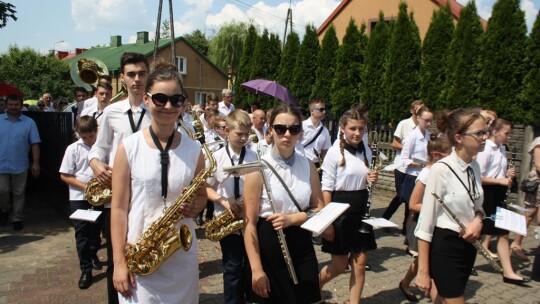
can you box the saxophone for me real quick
[203,197,244,241]
[124,132,217,275]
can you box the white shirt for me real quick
[415,151,484,242]
[207,145,257,216]
[401,127,430,176]
[300,118,331,163]
[476,139,507,179]
[80,103,106,125]
[321,142,371,192]
[83,96,97,111]
[252,126,267,142]
[253,139,271,156]
[88,99,151,167]
[59,139,94,201]
[218,101,235,117]
[393,117,417,173]
[416,167,430,185]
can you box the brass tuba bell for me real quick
[70,57,109,91]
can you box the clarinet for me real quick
[502,146,517,207]
[431,192,503,273]
[359,131,382,233]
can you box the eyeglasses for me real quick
[462,129,489,139]
[146,93,185,108]
[272,124,302,136]
[312,107,326,112]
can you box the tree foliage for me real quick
[478,0,527,122]
[161,19,171,39]
[291,24,320,110]
[184,29,209,56]
[248,29,282,108]
[361,12,391,123]
[311,24,339,105]
[208,21,249,73]
[276,31,300,93]
[0,46,72,99]
[419,4,454,109]
[382,3,421,123]
[0,1,16,29]
[233,24,258,109]
[330,19,366,119]
[520,10,540,125]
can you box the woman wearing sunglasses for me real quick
[243,103,325,303]
[111,62,206,303]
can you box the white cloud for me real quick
[71,0,149,32]
[522,0,539,32]
[171,0,213,36]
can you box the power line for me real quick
[224,0,306,29]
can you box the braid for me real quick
[339,132,346,167]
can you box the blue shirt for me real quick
[0,113,41,174]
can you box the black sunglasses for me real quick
[272,124,302,136]
[146,92,185,108]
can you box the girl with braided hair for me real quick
[319,109,378,303]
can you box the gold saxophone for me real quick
[124,128,217,275]
[203,198,244,242]
[84,177,112,207]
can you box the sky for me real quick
[0,0,538,55]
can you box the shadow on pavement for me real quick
[0,234,45,254]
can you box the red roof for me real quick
[316,0,487,35]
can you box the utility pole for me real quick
[282,4,293,51]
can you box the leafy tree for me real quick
[419,4,454,109]
[361,12,391,123]
[208,21,249,72]
[161,19,171,39]
[330,19,366,119]
[268,32,282,80]
[0,45,72,99]
[291,24,320,110]
[382,3,421,123]
[478,0,527,123]
[248,29,274,107]
[441,1,484,109]
[184,29,209,56]
[276,31,300,92]
[233,24,258,109]
[519,10,540,125]
[0,1,16,29]
[311,24,338,105]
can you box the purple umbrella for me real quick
[241,79,296,105]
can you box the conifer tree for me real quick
[311,24,339,105]
[233,24,258,109]
[291,24,320,110]
[478,0,527,122]
[419,4,454,109]
[382,3,421,123]
[361,12,391,123]
[250,29,271,81]
[276,31,300,92]
[441,1,483,109]
[519,10,540,125]
[330,19,365,119]
[268,33,282,80]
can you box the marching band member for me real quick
[415,108,486,304]
[243,104,324,303]
[80,82,112,124]
[300,99,332,172]
[111,62,206,303]
[318,109,378,303]
[476,118,530,285]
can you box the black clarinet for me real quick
[359,131,381,233]
[503,146,517,207]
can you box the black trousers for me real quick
[70,200,102,273]
[382,169,409,228]
[219,233,247,304]
[103,209,119,304]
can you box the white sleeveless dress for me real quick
[119,130,201,304]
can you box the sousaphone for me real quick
[63,57,110,112]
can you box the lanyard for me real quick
[149,126,175,203]
[225,144,246,199]
[128,108,146,133]
[93,111,103,120]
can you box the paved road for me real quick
[1,191,539,304]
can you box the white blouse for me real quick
[321,142,372,192]
[393,117,418,173]
[415,151,484,242]
[476,139,507,179]
[258,149,312,217]
[401,127,430,176]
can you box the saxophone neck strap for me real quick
[440,161,477,208]
[128,108,146,133]
[225,144,246,199]
[303,125,324,148]
[260,158,303,212]
[149,126,175,200]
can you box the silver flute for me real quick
[431,192,503,273]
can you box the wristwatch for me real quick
[305,209,318,220]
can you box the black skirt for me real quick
[322,190,377,255]
[245,218,321,304]
[430,227,476,298]
[400,173,417,205]
[482,184,509,236]
[404,212,419,253]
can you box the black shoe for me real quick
[195,216,203,226]
[12,221,23,231]
[78,271,93,289]
[312,235,323,245]
[365,264,372,271]
[470,267,478,276]
[503,276,530,286]
[399,281,418,302]
[91,257,102,270]
[0,210,8,225]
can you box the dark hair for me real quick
[145,61,184,93]
[446,108,485,145]
[204,108,220,119]
[206,93,219,103]
[7,94,23,104]
[338,110,367,166]
[309,98,325,108]
[76,115,98,134]
[490,118,511,132]
[99,74,112,83]
[350,102,368,114]
[268,103,302,127]
[96,82,113,92]
[120,52,149,73]
[251,102,260,109]
[435,110,451,135]
[427,137,452,162]
[410,100,425,112]
[416,106,432,118]
[73,87,88,96]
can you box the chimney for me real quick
[75,48,87,55]
[110,35,122,47]
[136,31,149,44]
[56,51,68,60]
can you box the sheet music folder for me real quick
[69,209,102,222]
[301,202,350,235]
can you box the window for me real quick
[368,17,395,36]
[195,92,207,106]
[175,56,187,74]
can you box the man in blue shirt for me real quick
[0,94,41,231]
